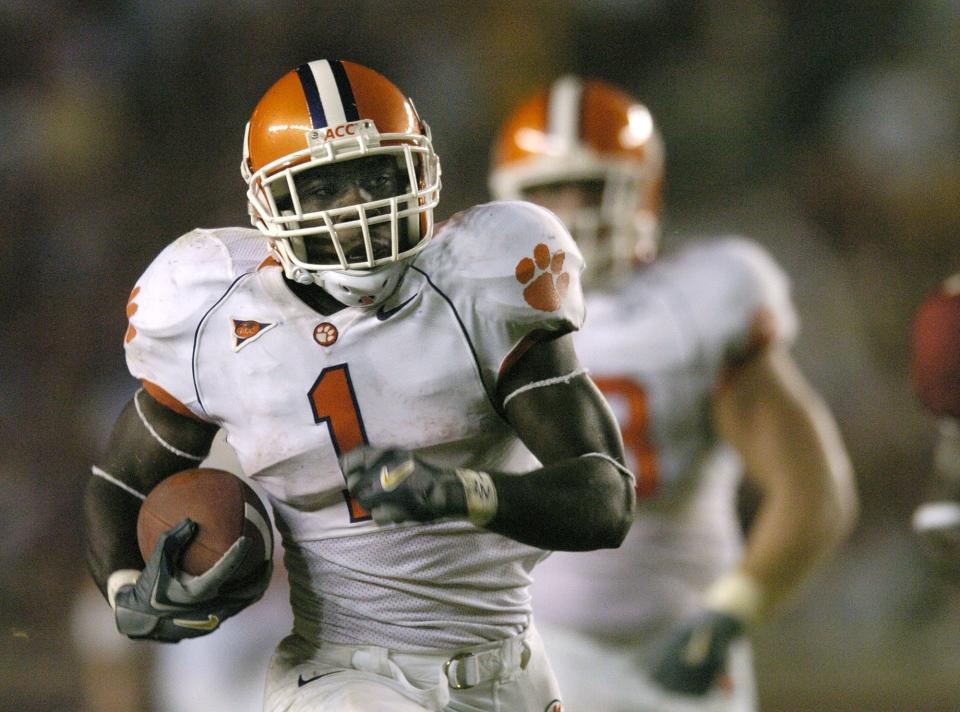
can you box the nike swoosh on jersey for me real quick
[172,614,220,631]
[375,292,419,321]
[298,671,343,687]
[380,459,416,490]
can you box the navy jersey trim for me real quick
[191,272,255,418]
[409,264,504,417]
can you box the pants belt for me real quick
[313,629,532,690]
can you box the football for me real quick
[137,467,273,582]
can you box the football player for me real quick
[82,60,635,712]
[489,77,859,711]
[910,274,960,566]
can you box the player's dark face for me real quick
[281,155,412,264]
[295,155,403,213]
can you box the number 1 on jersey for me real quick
[307,364,371,522]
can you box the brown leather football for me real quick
[137,467,272,581]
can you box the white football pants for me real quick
[263,622,562,712]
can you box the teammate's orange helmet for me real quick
[242,60,441,306]
[489,77,664,279]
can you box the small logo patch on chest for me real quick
[231,319,276,351]
[314,322,339,346]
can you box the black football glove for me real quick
[651,610,744,696]
[342,446,470,525]
[114,518,271,643]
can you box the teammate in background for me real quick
[910,274,960,566]
[489,77,858,711]
[82,60,635,712]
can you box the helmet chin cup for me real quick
[314,263,407,308]
[272,240,407,307]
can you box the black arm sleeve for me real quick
[484,333,635,551]
[83,389,219,597]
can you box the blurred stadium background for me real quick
[2,1,958,710]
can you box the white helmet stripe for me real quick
[307,60,348,127]
[548,75,583,153]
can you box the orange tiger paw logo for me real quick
[515,243,569,312]
[124,286,141,343]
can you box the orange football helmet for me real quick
[242,59,441,306]
[489,76,664,282]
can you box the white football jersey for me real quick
[531,237,797,637]
[125,201,585,651]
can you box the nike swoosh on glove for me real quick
[114,518,271,643]
[650,610,744,696]
[341,445,467,525]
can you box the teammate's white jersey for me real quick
[124,201,584,652]
[531,237,797,637]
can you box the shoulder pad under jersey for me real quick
[659,237,798,371]
[413,200,585,384]
[124,228,270,418]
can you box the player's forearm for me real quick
[83,475,145,597]
[738,393,857,617]
[715,346,857,620]
[484,455,635,551]
[84,390,218,598]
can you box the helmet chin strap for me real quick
[292,266,316,285]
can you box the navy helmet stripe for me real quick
[296,64,327,128]
[329,60,360,122]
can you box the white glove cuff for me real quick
[106,569,142,611]
[703,572,765,628]
[455,468,498,526]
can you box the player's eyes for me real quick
[365,173,394,189]
[303,183,337,198]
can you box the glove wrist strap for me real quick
[106,569,142,610]
[455,468,498,526]
[703,571,764,628]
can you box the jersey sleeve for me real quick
[124,229,239,420]
[424,201,586,386]
[911,275,960,418]
[669,237,799,375]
